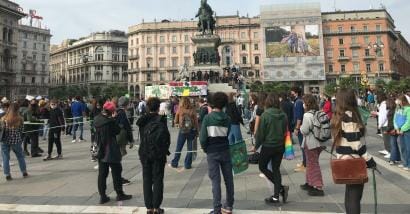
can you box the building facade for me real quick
[322,9,410,86]
[15,24,51,98]
[127,15,261,98]
[50,30,128,95]
[0,0,25,99]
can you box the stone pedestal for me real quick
[192,34,221,66]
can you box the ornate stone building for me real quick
[50,30,128,95]
[0,0,25,98]
[127,15,261,98]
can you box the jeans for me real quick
[259,146,284,197]
[389,135,401,162]
[171,130,195,169]
[142,158,166,209]
[399,131,410,167]
[345,184,364,214]
[297,132,306,167]
[1,143,27,176]
[98,161,123,196]
[381,127,391,153]
[207,150,234,212]
[48,128,62,156]
[228,124,243,145]
[72,117,84,140]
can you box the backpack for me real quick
[395,109,407,129]
[139,116,170,160]
[309,110,331,142]
[181,113,193,133]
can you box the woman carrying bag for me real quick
[330,89,377,214]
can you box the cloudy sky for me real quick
[14,0,409,44]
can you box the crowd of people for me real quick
[0,85,409,214]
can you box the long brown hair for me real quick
[179,97,192,110]
[331,89,365,146]
[2,103,23,128]
[303,94,319,111]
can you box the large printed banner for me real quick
[169,81,208,97]
[145,85,170,99]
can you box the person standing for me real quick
[23,100,43,157]
[170,97,198,170]
[291,87,306,172]
[94,102,132,204]
[322,94,333,119]
[331,89,377,214]
[200,92,234,214]
[374,92,390,158]
[137,97,170,214]
[280,93,294,132]
[43,100,65,160]
[0,103,28,181]
[253,93,289,204]
[236,94,244,116]
[300,94,325,196]
[64,101,73,136]
[198,98,210,125]
[71,96,86,143]
[387,97,401,165]
[226,93,243,145]
[397,95,410,171]
[138,98,147,116]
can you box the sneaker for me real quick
[122,178,131,186]
[389,161,395,165]
[398,164,404,168]
[378,150,388,155]
[296,163,303,168]
[5,175,12,181]
[300,183,313,191]
[403,167,409,171]
[308,188,325,196]
[294,165,306,172]
[259,173,265,178]
[377,134,383,137]
[23,172,29,178]
[99,195,110,204]
[116,193,132,201]
[71,139,76,143]
[221,207,232,214]
[384,153,391,159]
[280,185,289,203]
[53,155,63,160]
[264,195,280,204]
[94,165,99,170]
[43,156,53,161]
[91,158,97,162]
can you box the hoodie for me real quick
[94,113,121,163]
[199,111,231,154]
[255,108,287,150]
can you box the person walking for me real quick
[71,96,86,143]
[331,89,377,214]
[226,93,244,145]
[137,97,171,214]
[253,93,289,204]
[0,103,28,181]
[94,102,132,204]
[291,87,306,172]
[43,99,65,160]
[396,94,410,171]
[200,92,234,214]
[300,94,325,196]
[170,97,198,170]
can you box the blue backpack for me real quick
[395,109,407,129]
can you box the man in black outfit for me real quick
[137,97,170,214]
[94,101,132,204]
[43,99,65,160]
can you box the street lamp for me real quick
[367,41,384,79]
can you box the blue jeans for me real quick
[390,135,401,162]
[399,131,410,167]
[298,132,306,167]
[72,117,84,140]
[1,143,27,176]
[171,130,195,169]
[228,124,243,145]
[207,150,234,212]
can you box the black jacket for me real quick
[94,113,121,163]
[226,102,243,125]
[49,107,65,130]
[116,108,134,142]
[281,99,294,131]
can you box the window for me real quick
[42,54,46,62]
[21,76,25,83]
[366,63,371,72]
[354,63,359,72]
[112,54,119,61]
[146,58,152,68]
[22,63,26,70]
[146,47,152,55]
[254,44,259,51]
[350,26,356,32]
[379,63,384,71]
[130,39,134,46]
[147,72,152,81]
[376,24,381,31]
[352,49,359,58]
[365,49,370,56]
[23,41,27,48]
[241,44,246,51]
[255,56,260,64]
[364,36,370,44]
[147,36,152,43]
[339,38,344,45]
[172,35,177,43]
[34,34,37,40]
[31,77,36,83]
[42,44,46,51]
[160,72,165,81]
[351,36,357,44]
[41,77,45,84]
[341,64,346,73]
[160,47,165,54]
[172,58,178,67]
[363,25,368,32]
[328,64,333,73]
[326,49,333,59]
[95,47,104,61]
[184,35,189,42]
[42,64,45,71]
[256,70,260,78]
[242,56,247,64]
[184,46,189,54]
[95,65,103,71]
[326,38,332,45]
[172,47,177,54]
[376,35,382,44]
[377,49,383,57]
[159,58,165,68]
[253,32,259,39]
[24,33,28,38]
[160,36,165,43]
[33,54,37,61]
[33,43,37,49]
[241,32,246,39]
[184,57,190,65]
[338,26,343,33]
[22,51,27,58]
[339,49,345,57]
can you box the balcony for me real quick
[221,38,235,44]
[338,56,350,61]
[350,43,361,49]
[129,54,139,60]
[140,67,156,72]
[363,55,376,60]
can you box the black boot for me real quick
[99,195,110,204]
[116,193,132,201]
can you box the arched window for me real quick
[255,56,260,65]
[95,46,104,61]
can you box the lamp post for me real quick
[367,41,384,79]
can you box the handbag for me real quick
[229,140,249,174]
[330,142,368,184]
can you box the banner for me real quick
[169,81,208,97]
[145,85,170,99]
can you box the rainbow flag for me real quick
[284,131,295,160]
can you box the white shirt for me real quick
[138,100,146,112]
[159,102,167,112]
[237,97,244,106]
[378,101,388,129]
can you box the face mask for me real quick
[395,99,401,105]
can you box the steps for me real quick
[208,83,237,93]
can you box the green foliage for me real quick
[324,83,337,96]
[102,84,128,98]
[250,82,290,94]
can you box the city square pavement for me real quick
[0,118,409,214]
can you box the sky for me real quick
[13,0,410,44]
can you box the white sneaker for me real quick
[259,173,265,178]
[93,165,99,170]
[71,139,76,143]
[384,153,391,159]
[403,167,409,171]
[377,134,383,137]
[378,150,388,155]
[398,164,404,168]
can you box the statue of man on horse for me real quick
[195,0,216,35]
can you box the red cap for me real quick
[103,101,116,113]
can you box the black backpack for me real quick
[139,116,170,160]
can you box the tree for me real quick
[324,83,337,96]
[102,84,128,98]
